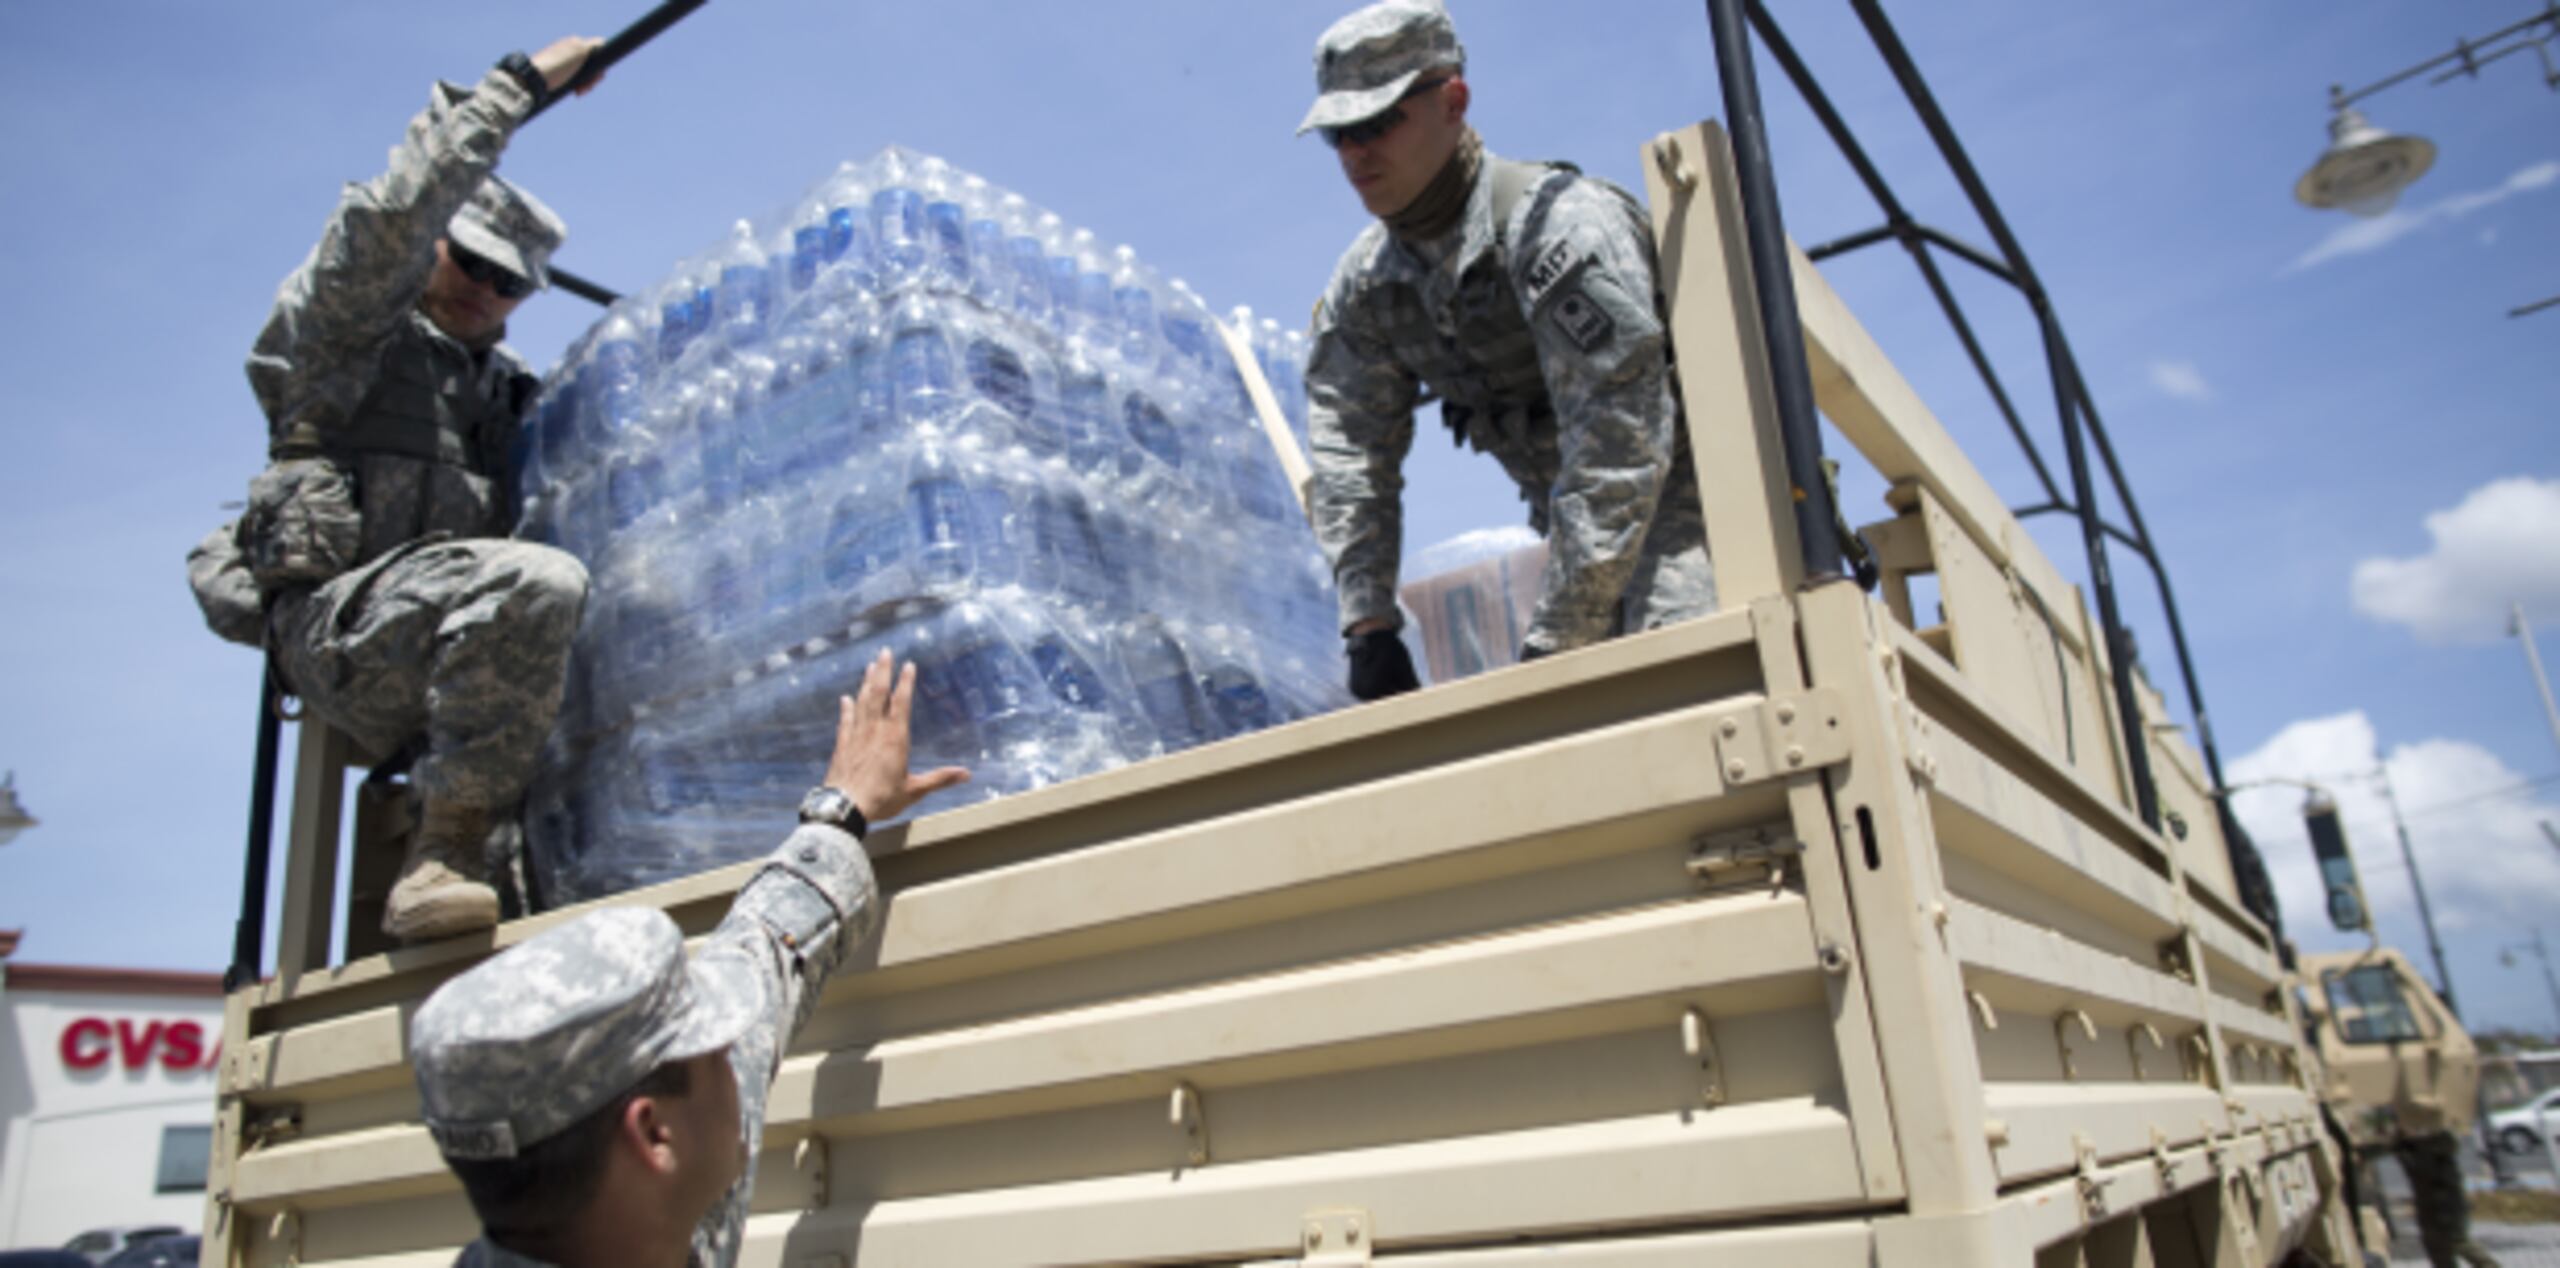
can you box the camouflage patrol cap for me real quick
[1295,0,1466,137]
[447,174,567,291]
[410,907,758,1160]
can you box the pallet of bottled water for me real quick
[513,146,1346,904]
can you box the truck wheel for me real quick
[2499,1125,2538,1157]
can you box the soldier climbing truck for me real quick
[197,11,2384,1268]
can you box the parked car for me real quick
[54,1228,181,1266]
[2490,1085,2560,1156]
[0,1251,94,1268]
[96,1238,196,1268]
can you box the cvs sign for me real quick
[58,1016,220,1074]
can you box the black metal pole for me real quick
[525,0,711,121]
[1849,0,2165,828]
[225,668,284,993]
[1745,4,2065,510]
[1703,0,1844,584]
[2061,359,2281,925]
[2041,322,2161,829]
[549,266,620,308]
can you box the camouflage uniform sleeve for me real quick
[1507,180,1679,653]
[247,67,537,446]
[689,823,882,1268]
[1304,247,1422,633]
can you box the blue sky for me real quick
[1,2,2555,1034]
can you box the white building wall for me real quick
[0,983,223,1249]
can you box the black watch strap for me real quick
[497,51,550,110]
[798,786,869,840]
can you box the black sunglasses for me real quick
[447,240,537,299]
[1320,75,1452,149]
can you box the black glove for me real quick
[1347,629,1421,701]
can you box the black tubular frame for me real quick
[1702,1,2286,934]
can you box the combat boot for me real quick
[383,799,501,942]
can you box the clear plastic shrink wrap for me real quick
[516,147,1348,902]
[1398,527,1548,685]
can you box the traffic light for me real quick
[2302,789,2370,933]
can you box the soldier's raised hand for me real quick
[532,35,606,97]
[824,651,970,825]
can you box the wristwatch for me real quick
[797,786,869,839]
[497,51,550,109]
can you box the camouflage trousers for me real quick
[271,538,588,808]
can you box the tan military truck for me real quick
[190,104,2368,1265]
[2300,945,2488,1262]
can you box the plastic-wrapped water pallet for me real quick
[1399,527,1546,684]
[514,146,1347,903]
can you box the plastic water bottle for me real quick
[958,441,1024,588]
[1070,229,1116,349]
[906,429,973,592]
[1196,623,1278,738]
[937,600,1054,773]
[657,280,699,364]
[961,174,1009,305]
[965,331,1037,428]
[712,220,772,343]
[872,148,928,285]
[887,296,958,427]
[919,155,971,292]
[1030,468,1109,612]
[1110,245,1160,369]
[842,330,892,458]
[1056,359,1110,476]
[789,200,828,295]
[1122,388,1182,472]
[818,163,878,293]
[1039,213,1080,337]
[580,314,647,463]
[1120,615,1214,752]
[1000,194,1049,321]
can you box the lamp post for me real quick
[0,772,35,848]
[2224,768,2457,1012]
[2295,5,2560,313]
[2501,929,2560,1037]
[2512,602,2560,761]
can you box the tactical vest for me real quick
[275,312,536,567]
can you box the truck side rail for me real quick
[203,121,2346,1268]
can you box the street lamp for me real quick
[0,772,35,847]
[2294,105,2435,218]
[2511,602,2560,761]
[2223,769,2456,1014]
[2500,930,2560,1037]
[2295,6,2560,312]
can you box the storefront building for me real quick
[0,930,225,1250]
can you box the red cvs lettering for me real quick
[161,1021,205,1072]
[60,1018,111,1070]
[116,1019,166,1070]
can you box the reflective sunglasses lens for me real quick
[451,243,533,299]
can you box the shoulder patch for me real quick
[1546,285,1617,353]
[1521,237,1589,313]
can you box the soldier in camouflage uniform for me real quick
[217,36,603,941]
[1297,0,1713,699]
[414,652,968,1267]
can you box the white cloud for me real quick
[2228,711,2560,948]
[2147,359,2213,402]
[2350,476,2560,643]
[2290,159,2560,271]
